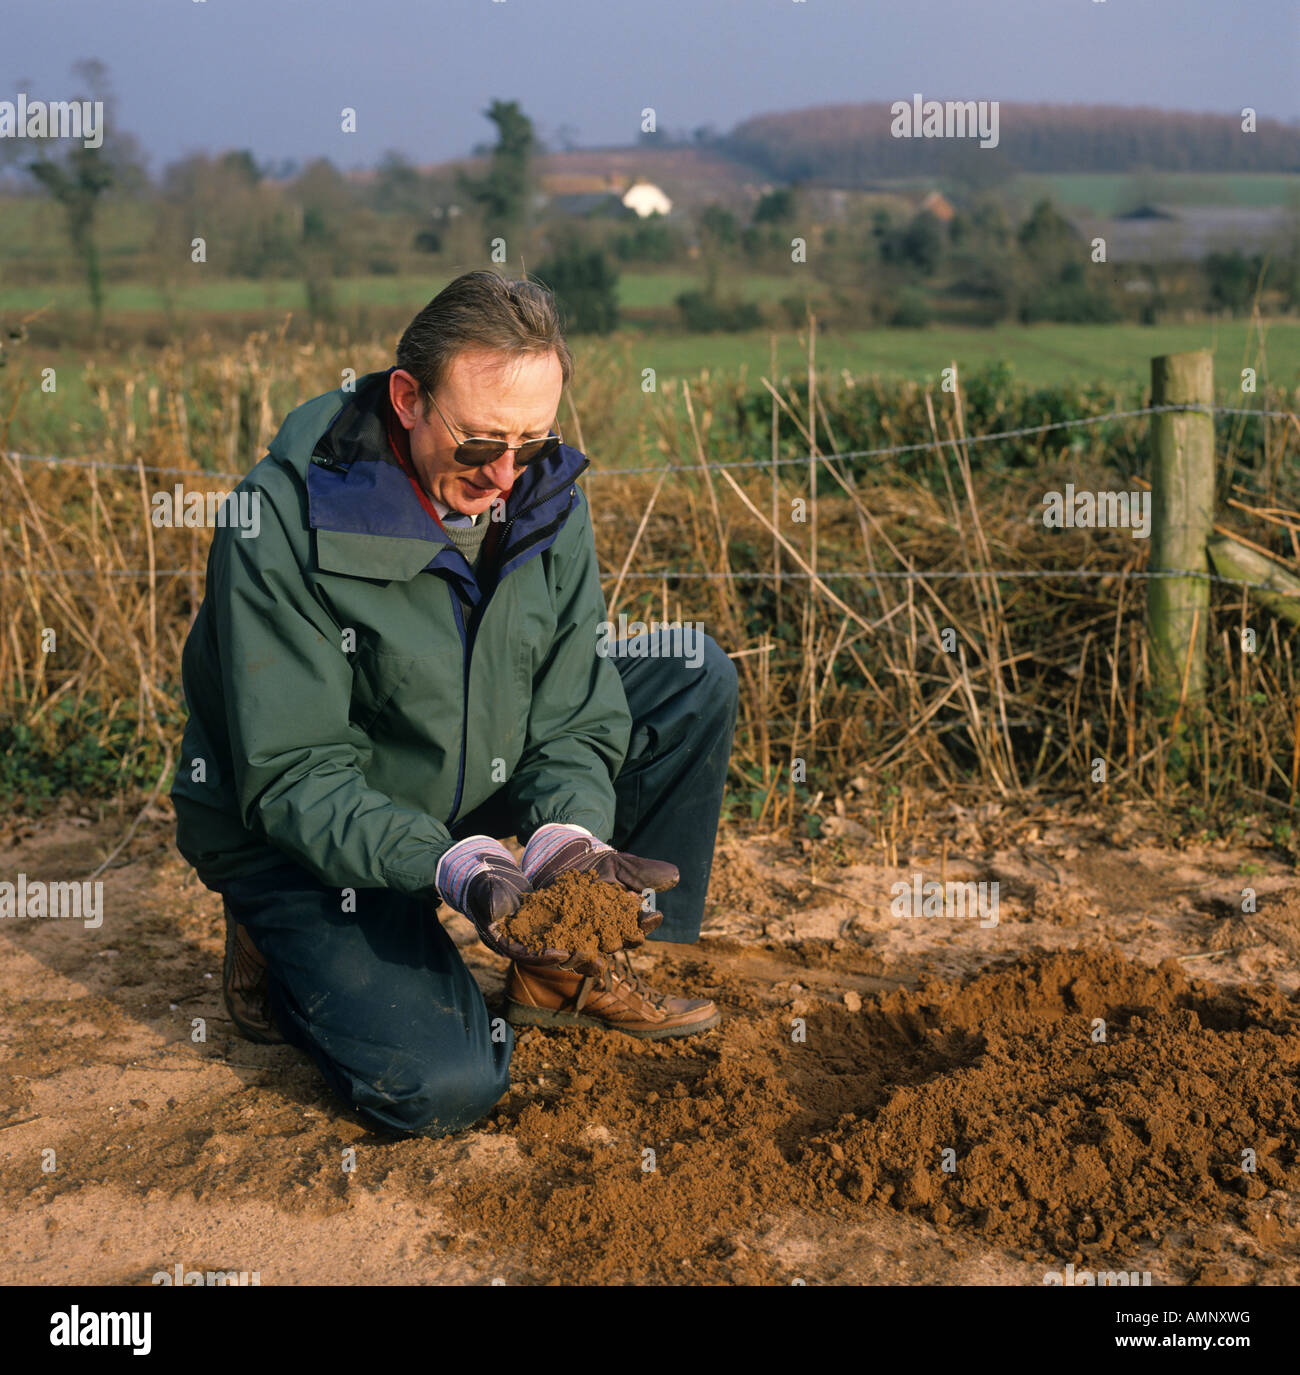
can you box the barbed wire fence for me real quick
[3,385,1298,818]
[3,402,1298,597]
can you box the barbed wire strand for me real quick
[1,403,1294,484]
[8,565,1297,597]
[589,405,1298,478]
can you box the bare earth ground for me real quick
[1,792,1298,1286]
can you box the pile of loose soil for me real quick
[8,810,1300,1285]
[451,946,1300,1282]
[802,950,1300,1261]
[502,870,644,963]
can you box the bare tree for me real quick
[18,60,146,335]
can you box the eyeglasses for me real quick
[423,388,562,468]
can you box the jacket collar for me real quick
[305,369,588,584]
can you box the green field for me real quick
[617,270,817,309]
[630,319,1298,393]
[0,268,817,316]
[0,275,444,314]
[9,316,1291,395]
[1011,172,1300,215]
[7,265,1293,398]
[6,320,1293,462]
[0,196,154,260]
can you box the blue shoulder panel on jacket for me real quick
[307,455,443,542]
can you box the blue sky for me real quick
[6,0,1297,172]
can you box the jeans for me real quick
[217,630,738,1137]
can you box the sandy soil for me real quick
[1,791,1297,1285]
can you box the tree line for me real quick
[2,71,1296,341]
[718,102,1300,184]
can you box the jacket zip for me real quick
[502,457,590,542]
[444,458,591,827]
[445,591,472,824]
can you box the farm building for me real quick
[1070,203,1297,262]
[622,180,673,217]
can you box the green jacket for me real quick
[170,368,631,897]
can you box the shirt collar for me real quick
[435,498,477,526]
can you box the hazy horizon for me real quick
[5,0,1297,174]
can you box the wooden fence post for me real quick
[1148,351,1215,731]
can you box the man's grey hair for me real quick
[396,270,572,408]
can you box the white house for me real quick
[622,181,673,218]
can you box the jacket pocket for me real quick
[350,650,422,734]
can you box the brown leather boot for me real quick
[221,901,283,1045]
[504,950,721,1040]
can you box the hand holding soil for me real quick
[498,869,650,975]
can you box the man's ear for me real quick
[389,368,423,431]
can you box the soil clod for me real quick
[502,870,644,962]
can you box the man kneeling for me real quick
[170,270,738,1138]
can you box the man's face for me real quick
[389,347,563,519]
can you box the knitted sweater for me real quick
[441,513,490,569]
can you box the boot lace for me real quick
[603,947,669,1008]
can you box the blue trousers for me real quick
[217,631,738,1137]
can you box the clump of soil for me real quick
[451,946,1300,1282]
[502,870,644,963]
[1026,881,1100,925]
[705,843,793,919]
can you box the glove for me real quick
[520,823,678,939]
[434,835,569,969]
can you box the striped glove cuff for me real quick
[436,835,522,915]
[521,823,610,887]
